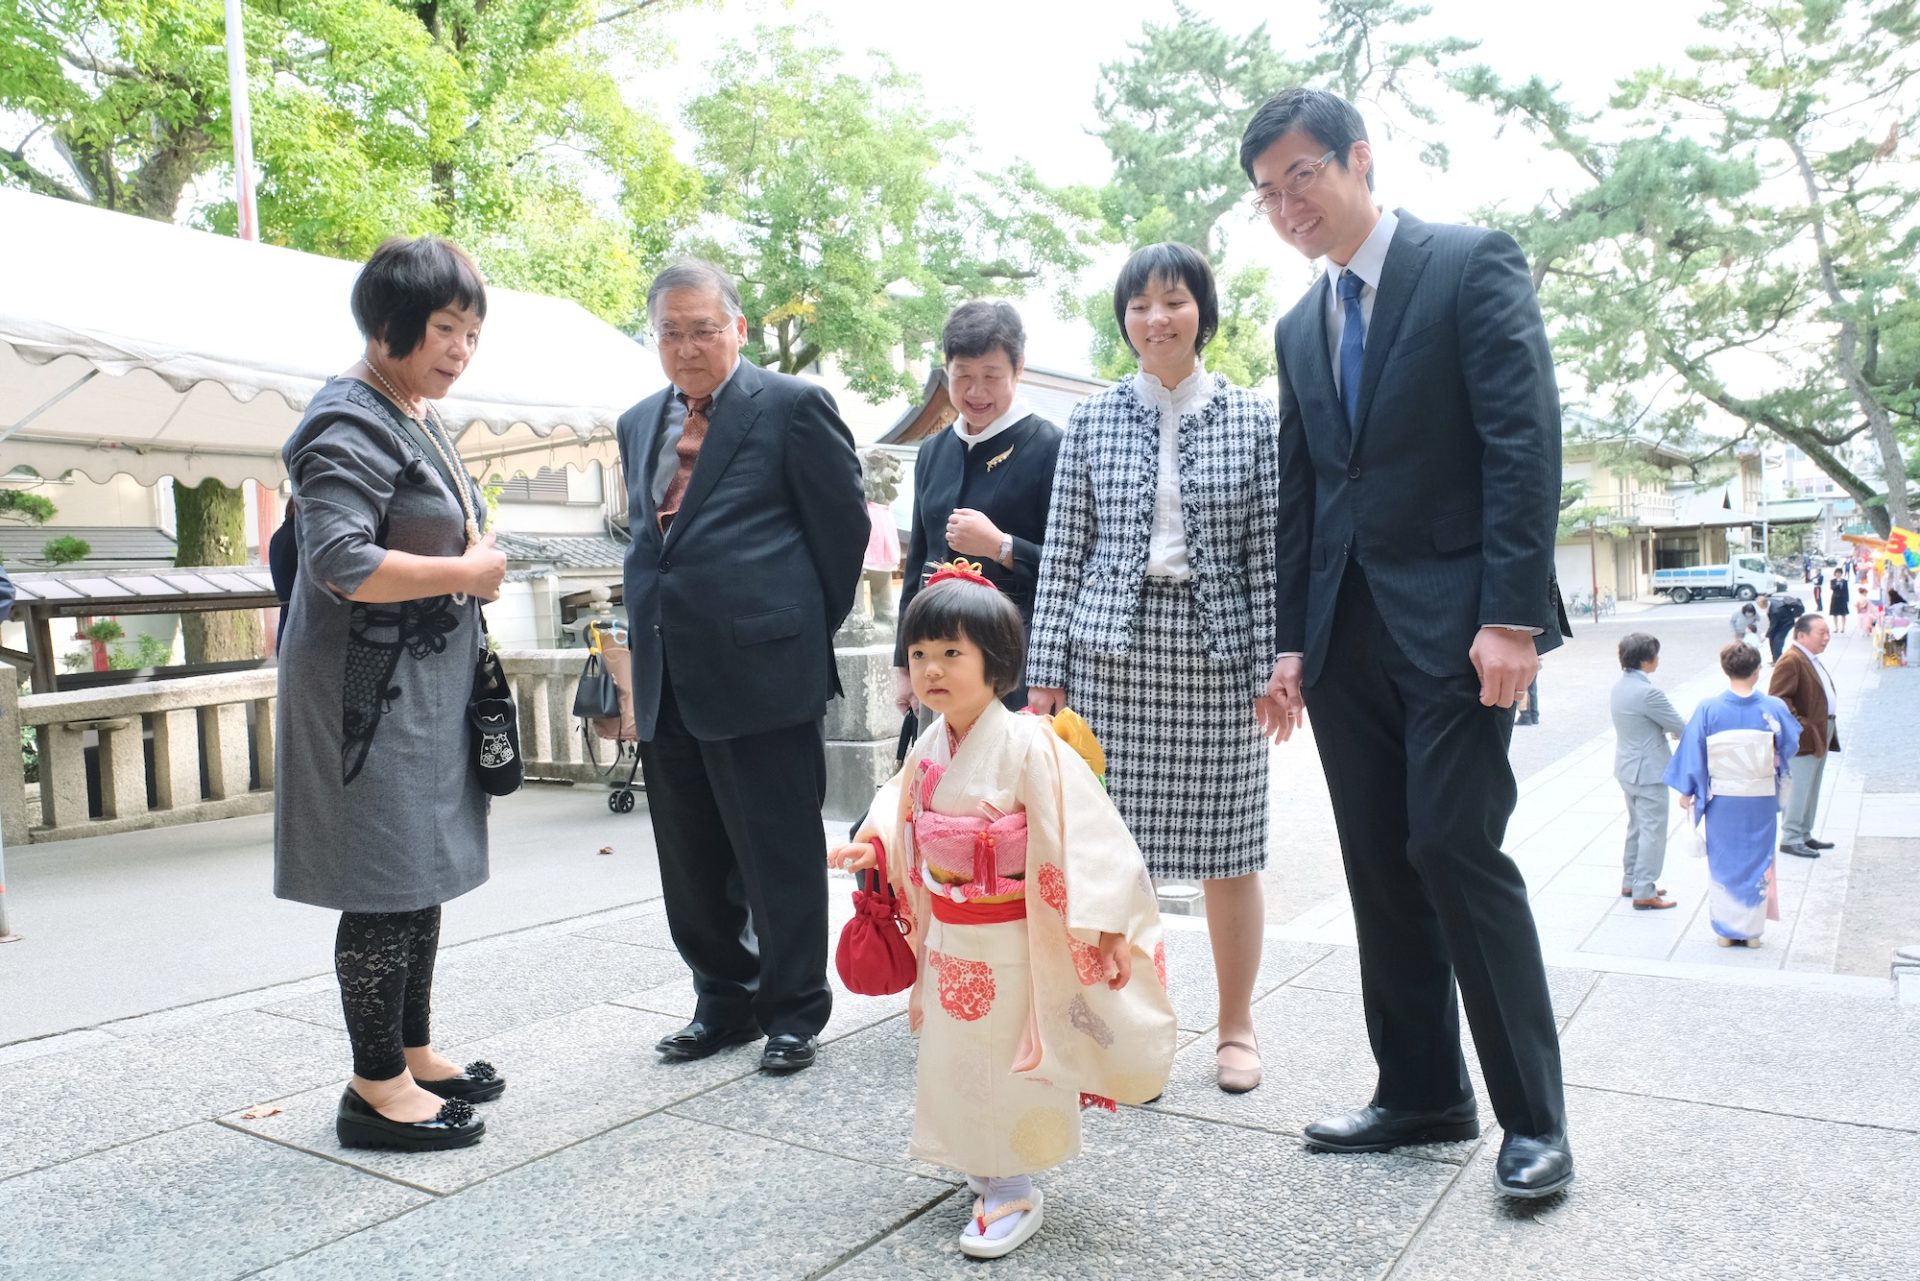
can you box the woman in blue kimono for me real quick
[1665,642,1801,947]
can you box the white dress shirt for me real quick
[951,400,1030,450]
[1323,208,1400,396]
[1132,364,1212,580]
[1791,640,1839,713]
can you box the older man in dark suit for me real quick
[619,259,867,1074]
[1246,89,1574,1196]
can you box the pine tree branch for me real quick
[596,0,670,25]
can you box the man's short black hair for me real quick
[1618,633,1661,669]
[1113,242,1219,357]
[943,300,1026,369]
[351,236,488,359]
[1793,613,1826,636]
[1238,87,1374,191]
[1720,641,1761,679]
[901,577,1026,697]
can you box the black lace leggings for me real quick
[335,906,442,1080]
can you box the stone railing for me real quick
[0,651,635,845]
[0,647,897,843]
[0,669,278,846]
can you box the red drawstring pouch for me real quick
[835,851,915,996]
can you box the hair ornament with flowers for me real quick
[925,559,996,590]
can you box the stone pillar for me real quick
[250,697,276,790]
[151,708,201,811]
[96,718,147,820]
[38,720,90,830]
[200,702,251,800]
[0,677,25,847]
[824,643,903,822]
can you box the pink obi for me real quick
[912,809,1029,902]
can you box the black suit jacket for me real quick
[1274,211,1568,686]
[893,413,1062,666]
[619,359,868,741]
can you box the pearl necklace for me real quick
[364,361,481,550]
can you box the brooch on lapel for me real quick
[984,445,1014,472]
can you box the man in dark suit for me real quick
[619,259,868,1074]
[1244,89,1574,1197]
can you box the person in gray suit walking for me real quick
[1611,634,1684,910]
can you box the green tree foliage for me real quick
[1452,0,1919,536]
[0,489,90,565]
[0,0,701,325]
[680,25,1104,402]
[1083,1,1475,385]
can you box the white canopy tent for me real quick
[0,187,664,487]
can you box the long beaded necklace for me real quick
[364,361,481,550]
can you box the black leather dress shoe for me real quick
[1495,1130,1575,1198]
[1805,837,1835,850]
[1302,1101,1479,1153]
[759,1033,819,1073]
[417,1059,506,1103]
[1780,843,1820,858]
[655,1020,763,1061]
[336,1087,484,1152]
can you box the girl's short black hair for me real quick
[351,235,488,359]
[901,577,1026,696]
[1113,242,1219,357]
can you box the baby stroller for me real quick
[578,622,643,813]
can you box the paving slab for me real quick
[1158,925,1333,1034]
[573,900,677,952]
[224,1002,754,1194]
[260,932,687,1046]
[1560,973,1920,1131]
[250,1112,949,1281]
[1393,1086,1920,1281]
[607,965,911,1045]
[1287,948,1600,1022]
[0,1010,343,1180]
[828,1105,1457,1281]
[669,1015,947,1180]
[1144,984,1489,1165]
[0,1122,426,1281]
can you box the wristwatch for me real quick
[998,535,1014,567]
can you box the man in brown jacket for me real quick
[1769,613,1839,858]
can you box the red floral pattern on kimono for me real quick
[1068,937,1105,987]
[929,949,996,1021]
[1153,940,1168,989]
[1036,863,1068,915]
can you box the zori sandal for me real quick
[958,1187,1045,1259]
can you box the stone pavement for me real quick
[1279,616,1914,982]
[3,888,1916,1281]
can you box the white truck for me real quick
[1651,554,1787,604]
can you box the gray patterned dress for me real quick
[1026,373,1280,881]
[273,377,488,913]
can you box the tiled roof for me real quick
[495,530,627,571]
[0,524,176,570]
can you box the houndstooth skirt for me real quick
[1068,578,1270,880]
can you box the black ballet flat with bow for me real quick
[336,1087,485,1152]
[417,1059,506,1103]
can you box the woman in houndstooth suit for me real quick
[1027,242,1284,1094]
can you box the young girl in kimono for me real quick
[829,564,1177,1260]
[1665,642,1801,947]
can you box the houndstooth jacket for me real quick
[1027,374,1280,696]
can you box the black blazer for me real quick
[1273,210,1569,686]
[894,413,1062,666]
[618,359,868,740]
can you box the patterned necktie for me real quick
[1337,269,1367,430]
[657,392,712,533]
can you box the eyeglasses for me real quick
[1250,150,1338,216]
[656,325,730,348]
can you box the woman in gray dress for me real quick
[275,236,507,1152]
[1027,243,1288,1094]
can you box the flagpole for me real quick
[224,0,279,656]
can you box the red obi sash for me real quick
[929,895,1029,926]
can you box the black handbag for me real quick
[572,651,622,720]
[470,615,523,796]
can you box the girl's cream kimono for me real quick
[857,699,1177,1177]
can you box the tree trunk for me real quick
[175,479,262,663]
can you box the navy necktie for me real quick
[1337,269,1367,429]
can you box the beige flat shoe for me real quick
[1216,1039,1262,1094]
